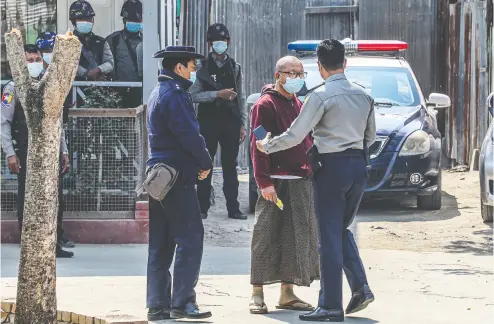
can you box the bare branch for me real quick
[4,28,31,106]
[41,31,81,118]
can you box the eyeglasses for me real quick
[278,71,308,79]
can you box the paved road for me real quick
[1,244,493,324]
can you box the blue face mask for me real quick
[282,77,305,94]
[189,71,197,83]
[212,41,228,55]
[42,53,52,65]
[126,21,142,33]
[76,21,93,34]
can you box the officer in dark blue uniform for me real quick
[146,46,213,321]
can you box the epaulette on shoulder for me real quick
[352,81,366,89]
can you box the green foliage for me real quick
[80,86,123,109]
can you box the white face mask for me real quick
[27,62,44,78]
[42,53,53,65]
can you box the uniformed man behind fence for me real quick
[106,0,143,108]
[146,46,213,321]
[1,44,74,258]
[189,23,247,220]
[256,39,376,322]
[69,0,114,81]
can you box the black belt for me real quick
[322,149,364,157]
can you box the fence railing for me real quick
[0,79,251,219]
[1,106,147,220]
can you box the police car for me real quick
[247,39,451,212]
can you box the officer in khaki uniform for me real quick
[257,39,376,322]
[1,44,74,258]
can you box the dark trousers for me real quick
[313,153,369,310]
[118,87,142,108]
[197,117,240,214]
[147,181,205,309]
[17,148,65,239]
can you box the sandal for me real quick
[276,299,314,311]
[249,294,268,314]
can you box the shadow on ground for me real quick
[359,190,460,223]
[262,310,380,323]
[443,224,493,256]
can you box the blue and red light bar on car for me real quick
[287,39,408,53]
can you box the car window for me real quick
[304,64,421,107]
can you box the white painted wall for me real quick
[57,0,126,38]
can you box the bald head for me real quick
[276,55,302,72]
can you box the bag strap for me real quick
[123,37,139,74]
[111,33,120,78]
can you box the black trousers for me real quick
[147,181,204,309]
[197,117,240,215]
[17,147,65,239]
[118,87,142,108]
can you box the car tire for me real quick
[417,171,442,210]
[481,200,493,223]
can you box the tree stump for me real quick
[4,29,81,324]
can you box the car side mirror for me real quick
[487,92,494,117]
[428,93,451,108]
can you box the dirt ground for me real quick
[204,169,493,255]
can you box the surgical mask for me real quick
[189,71,197,83]
[212,41,228,55]
[42,53,52,65]
[126,21,142,33]
[27,62,44,78]
[282,77,305,94]
[76,21,93,34]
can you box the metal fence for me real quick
[184,0,357,168]
[439,0,489,166]
[359,0,440,97]
[0,106,147,220]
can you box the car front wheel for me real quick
[481,200,493,223]
[417,171,442,210]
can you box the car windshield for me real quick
[303,64,421,107]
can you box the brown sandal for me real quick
[276,299,314,311]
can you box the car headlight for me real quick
[399,130,431,156]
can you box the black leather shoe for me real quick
[170,302,212,319]
[299,307,344,322]
[228,211,247,220]
[147,308,170,320]
[346,284,375,314]
[56,247,74,258]
[58,236,75,248]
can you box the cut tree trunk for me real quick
[4,29,81,324]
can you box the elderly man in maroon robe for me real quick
[249,56,320,314]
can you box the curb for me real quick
[1,301,147,324]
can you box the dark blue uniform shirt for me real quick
[147,69,213,183]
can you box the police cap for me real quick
[207,23,230,41]
[121,0,142,21]
[36,31,56,51]
[153,46,204,60]
[69,0,95,19]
